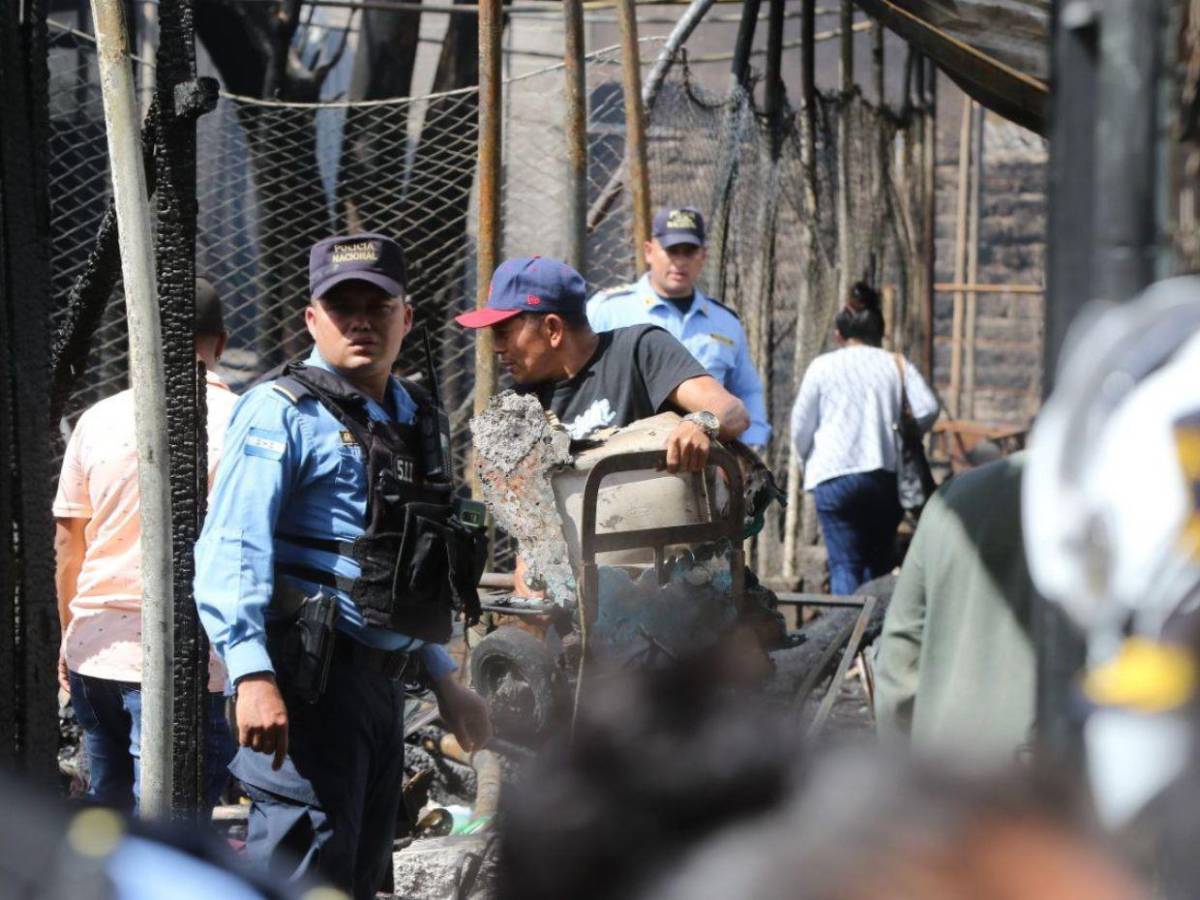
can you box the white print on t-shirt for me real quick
[565,399,617,439]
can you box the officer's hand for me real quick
[665,420,711,473]
[235,673,289,770]
[434,676,493,753]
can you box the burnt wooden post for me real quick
[0,0,58,783]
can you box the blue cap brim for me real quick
[656,232,703,248]
[312,270,405,300]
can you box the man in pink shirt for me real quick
[54,278,238,813]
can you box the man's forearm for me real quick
[713,396,750,440]
[54,519,86,631]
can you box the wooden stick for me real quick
[935,282,1044,294]
[949,95,972,419]
[964,105,983,419]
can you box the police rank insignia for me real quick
[666,209,698,230]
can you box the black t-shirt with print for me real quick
[520,324,707,439]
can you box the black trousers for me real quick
[230,650,407,899]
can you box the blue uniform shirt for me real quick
[586,273,772,446]
[194,346,456,684]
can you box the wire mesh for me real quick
[44,23,930,581]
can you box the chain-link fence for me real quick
[45,21,931,584]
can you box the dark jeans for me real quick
[813,469,902,596]
[229,650,408,900]
[68,671,235,815]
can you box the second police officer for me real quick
[586,205,773,449]
[194,233,492,898]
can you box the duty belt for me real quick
[269,582,412,680]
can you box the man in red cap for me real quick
[458,256,750,473]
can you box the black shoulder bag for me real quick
[892,353,937,513]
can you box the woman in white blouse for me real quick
[789,282,939,594]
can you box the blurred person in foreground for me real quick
[790,282,939,595]
[55,277,236,815]
[873,452,1037,765]
[495,661,1145,900]
[1023,277,1200,897]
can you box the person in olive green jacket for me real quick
[874,453,1036,765]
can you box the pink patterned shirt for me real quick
[54,372,238,691]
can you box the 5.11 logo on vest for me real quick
[395,457,416,483]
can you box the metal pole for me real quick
[1038,0,1097,770]
[475,0,502,420]
[1094,0,1161,303]
[562,0,587,272]
[839,0,853,90]
[872,16,884,106]
[89,0,173,818]
[616,0,651,273]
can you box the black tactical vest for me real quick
[270,362,483,643]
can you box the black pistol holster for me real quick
[270,362,485,645]
[274,590,338,704]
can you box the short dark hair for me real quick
[195,276,226,335]
[834,281,884,346]
[526,308,590,331]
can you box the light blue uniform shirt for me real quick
[586,273,772,446]
[194,347,455,684]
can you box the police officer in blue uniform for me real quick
[194,233,491,898]
[586,206,772,448]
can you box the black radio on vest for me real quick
[271,361,485,644]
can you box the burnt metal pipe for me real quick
[89,0,174,818]
[563,0,587,272]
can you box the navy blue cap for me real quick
[456,256,586,328]
[309,233,407,299]
[652,206,706,247]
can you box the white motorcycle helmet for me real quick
[1024,276,1200,828]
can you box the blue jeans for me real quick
[813,469,902,595]
[68,671,236,815]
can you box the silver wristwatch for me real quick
[683,410,720,438]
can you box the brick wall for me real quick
[933,84,1047,428]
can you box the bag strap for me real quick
[891,352,914,419]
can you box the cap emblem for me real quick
[527,295,542,306]
[666,209,698,230]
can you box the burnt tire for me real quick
[469,626,557,740]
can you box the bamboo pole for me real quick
[935,282,1043,293]
[948,95,972,419]
[562,0,587,272]
[964,105,984,419]
[616,0,652,273]
[90,0,174,819]
[836,0,854,303]
[473,0,502,464]
[783,0,817,584]
[921,57,937,381]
